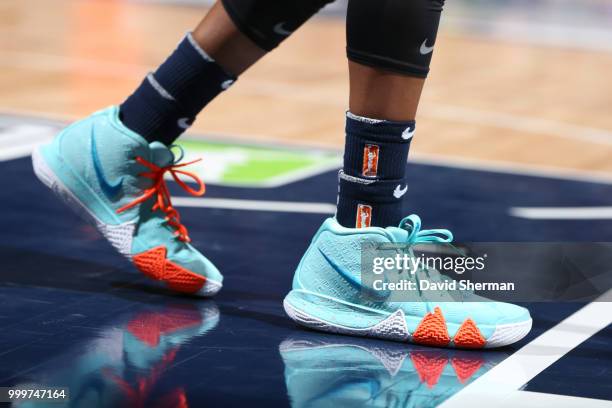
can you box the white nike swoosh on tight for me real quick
[177,118,192,129]
[273,22,293,36]
[420,39,435,55]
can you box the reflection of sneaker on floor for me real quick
[279,334,508,408]
[283,215,532,348]
[13,302,219,408]
[123,302,220,369]
[109,302,220,407]
[32,106,222,295]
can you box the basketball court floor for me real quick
[1,0,611,407]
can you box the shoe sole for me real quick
[284,290,532,348]
[31,146,222,296]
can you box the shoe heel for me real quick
[32,145,99,228]
[32,145,137,260]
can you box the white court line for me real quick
[0,124,58,161]
[439,290,612,408]
[4,111,612,187]
[511,206,612,220]
[172,196,336,214]
[0,144,43,162]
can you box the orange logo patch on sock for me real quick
[362,144,379,177]
[356,204,372,228]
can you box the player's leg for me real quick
[119,1,261,147]
[192,1,268,77]
[32,0,332,296]
[337,0,444,229]
[284,0,533,348]
[121,0,334,146]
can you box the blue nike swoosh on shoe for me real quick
[317,247,390,301]
[91,129,123,198]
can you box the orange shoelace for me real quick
[116,156,205,242]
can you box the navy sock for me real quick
[336,112,415,228]
[120,33,236,146]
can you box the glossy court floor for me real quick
[1,0,612,407]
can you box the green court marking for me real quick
[177,139,340,187]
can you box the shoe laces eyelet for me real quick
[115,155,205,242]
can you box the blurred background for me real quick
[2,0,612,177]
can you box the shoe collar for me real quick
[323,215,453,244]
[322,217,406,243]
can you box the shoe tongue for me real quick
[149,141,175,167]
[385,225,409,242]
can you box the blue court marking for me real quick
[1,127,611,406]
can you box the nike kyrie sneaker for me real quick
[283,215,532,348]
[31,106,222,295]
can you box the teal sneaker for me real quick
[31,106,222,295]
[283,215,532,348]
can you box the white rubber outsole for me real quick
[284,298,532,348]
[31,146,222,297]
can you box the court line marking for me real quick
[259,159,341,188]
[172,196,336,214]
[0,144,44,162]
[4,112,612,186]
[510,206,612,220]
[439,289,612,407]
[0,123,58,161]
[187,158,341,189]
[0,118,343,188]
